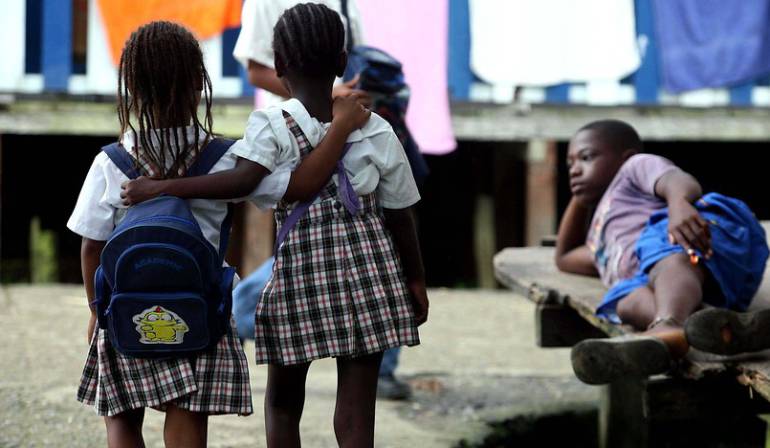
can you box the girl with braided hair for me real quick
[68,21,255,447]
[121,4,428,446]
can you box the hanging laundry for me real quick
[97,0,241,65]
[469,0,640,86]
[357,0,457,155]
[652,0,770,93]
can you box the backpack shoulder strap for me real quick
[185,137,237,264]
[187,138,236,177]
[102,143,141,180]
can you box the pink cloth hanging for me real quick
[357,0,456,155]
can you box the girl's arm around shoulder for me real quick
[382,206,428,325]
[121,157,270,205]
[121,97,370,205]
[555,197,598,276]
[122,109,279,204]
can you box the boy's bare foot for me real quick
[570,336,673,385]
[685,308,770,355]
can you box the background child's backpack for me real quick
[92,138,236,359]
[344,45,429,188]
[339,0,429,187]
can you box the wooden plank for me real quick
[493,246,770,401]
[493,246,625,337]
[450,102,770,142]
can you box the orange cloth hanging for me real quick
[97,0,241,65]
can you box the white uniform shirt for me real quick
[67,127,290,248]
[230,99,420,210]
[233,0,365,107]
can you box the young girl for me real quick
[67,20,367,447]
[122,4,429,447]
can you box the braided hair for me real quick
[117,21,213,178]
[272,3,347,78]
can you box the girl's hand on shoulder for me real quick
[121,176,164,206]
[407,279,429,326]
[332,75,373,108]
[332,94,371,133]
[668,197,712,258]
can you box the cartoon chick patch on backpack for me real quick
[133,306,189,344]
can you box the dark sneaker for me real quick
[570,336,673,385]
[377,375,412,400]
[685,308,770,355]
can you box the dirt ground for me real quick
[0,285,597,447]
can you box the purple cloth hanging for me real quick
[652,0,770,92]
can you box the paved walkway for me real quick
[0,286,597,447]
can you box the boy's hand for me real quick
[332,75,372,108]
[332,94,371,133]
[668,198,712,258]
[407,279,429,326]
[121,176,164,206]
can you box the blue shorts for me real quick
[597,193,769,323]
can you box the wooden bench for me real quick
[494,245,770,447]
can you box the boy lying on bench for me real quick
[555,119,769,384]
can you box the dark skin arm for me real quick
[383,207,428,325]
[654,169,711,257]
[121,96,370,205]
[81,238,105,343]
[555,197,599,276]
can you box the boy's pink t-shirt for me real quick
[586,154,679,287]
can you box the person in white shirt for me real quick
[234,0,369,107]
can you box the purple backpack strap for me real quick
[274,143,358,254]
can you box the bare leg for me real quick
[616,285,656,330]
[645,253,706,357]
[163,403,208,448]
[334,352,384,448]
[104,407,145,448]
[264,362,311,448]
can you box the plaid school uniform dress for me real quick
[253,112,420,366]
[76,144,252,417]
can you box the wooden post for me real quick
[598,375,769,448]
[524,139,557,246]
[599,378,647,448]
[535,302,607,347]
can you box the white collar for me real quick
[273,98,392,147]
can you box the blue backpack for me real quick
[92,138,237,359]
[343,45,429,187]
